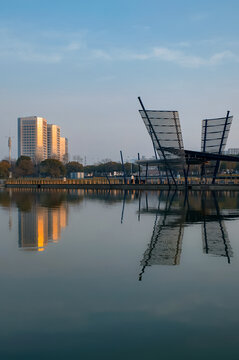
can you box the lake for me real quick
[0,189,239,359]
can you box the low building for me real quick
[70,172,84,179]
[227,148,239,155]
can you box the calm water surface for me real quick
[0,189,239,359]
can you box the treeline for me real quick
[0,156,138,179]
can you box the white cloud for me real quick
[106,46,238,68]
[65,42,82,51]
[91,49,112,60]
[0,27,238,68]
[152,47,237,67]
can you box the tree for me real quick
[40,159,66,178]
[65,161,83,176]
[83,161,137,176]
[0,160,10,178]
[14,156,34,177]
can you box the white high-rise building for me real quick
[18,116,48,162]
[60,137,68,163]
[47,124,60,160]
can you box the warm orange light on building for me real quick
[47,124,61,160]
[37,214,45,251]
[52,210,60,242]
[59,206,67,228]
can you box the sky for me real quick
[0,0,239,163]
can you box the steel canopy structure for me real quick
[137,97,239,185]
[201,112,233,183]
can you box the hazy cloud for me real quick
[0,27,238,67]
[103,47,238,68]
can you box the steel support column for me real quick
[212,111,230,184]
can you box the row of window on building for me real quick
[18,116,68,163]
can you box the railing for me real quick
[5,176,239,186]
[5,177,125,185]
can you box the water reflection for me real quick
[18,204,68,251]
[0,189,238,260]
[138,191,239,280]
[0,189,136,252]
[1,189,239,358]
[0,190,75,251]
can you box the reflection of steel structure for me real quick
[138,97,239,185]
[201,192,233,263]
[139,192,184,280]
[138,191,236,280]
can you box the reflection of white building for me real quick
[18,207,48,251]
[18,204,68,251]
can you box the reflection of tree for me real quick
[15,193,35,212]
[39,192,68,208]
[83,189,138,204]
[0,190,85,212]
[0,191,11,208]
[0,189,138,212]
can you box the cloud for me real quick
[65,42,82,51]
[152,47,236,67]
[104,46,238,68]
[0,27,86,64]
[0,28,62,64]
[0,27,238,68]
[91,49,112,60]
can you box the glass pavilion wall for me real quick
[139,110,186,181]
[201,114,233,182]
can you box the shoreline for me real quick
[4,183,239,191]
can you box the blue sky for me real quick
[1,0,239,162]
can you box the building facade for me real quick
[227,148,239,155]
[18,116,48,162]
[60,137,68,163]
[47,124,61,160]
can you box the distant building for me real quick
[70,172,84,179]
[60,137,68,163]
[47,124,61,160]
[18,116,69,163]
[18,116,47,161]
[227,148,239,155]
